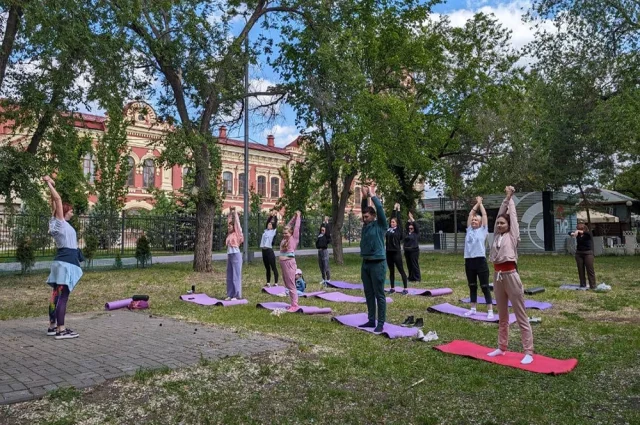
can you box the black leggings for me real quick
[404,249,421,282]
[386,250,408,288]
[465,257,492,304]
[262,248,279,284]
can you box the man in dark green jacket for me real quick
[359,185,388,333]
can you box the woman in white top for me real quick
[43,175,84,340]
[463,197,493,319]
[260,211,279,287]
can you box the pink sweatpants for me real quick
[493,269,534,355]
[279,257,299,308]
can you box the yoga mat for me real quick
[388,287,453,296]
[180,294,248,307]
[460,297,553,310]
[428,303,516,323]
[524,287,545,295]
[434,340,578,375]
[332,313,419,339]
[326,281,364,290]
[314,291,393,303]
[559,284,588,291]
[256,302,332,315]
[300,291,327,298]
[105,298,133,311]
[262,286,287,295]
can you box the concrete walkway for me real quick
[0,245,434,273]
[0,310,289,404]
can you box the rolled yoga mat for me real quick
[256,302,332,315]
[132,295,149,301]
[332,313,419,339]
[434,340,578,375]
[524,287,545,295]
[105,298,133,311]
[459,297,553,310]
[428,303,516,324]
[262,286,326,298]
[559,284,589,291]
[180,294,248,307]
[314,291,393,304]
[326,281,364,290]
[387,287,453,296]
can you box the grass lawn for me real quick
[0,253,638,424]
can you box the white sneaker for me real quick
[422,331,439,342]
[464,309,476,317]
[266,283,272,287]
[415,329,425,339]
[231,298,237,301]
[487,349,505,357]
[224,297,232,301]
[487,311,494,320]
[521,354,534,365]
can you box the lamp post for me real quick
[243,36,249,264]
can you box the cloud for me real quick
[260,124,300,148]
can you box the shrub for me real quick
[135,234,152,268]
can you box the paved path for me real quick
[0,245,435,273]
[0,310,289,404]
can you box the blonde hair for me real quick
[281,225,292,250]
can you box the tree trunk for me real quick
[192,143,214,272]
[0,4,23,92]
[330,171,357,265]
[578,183,591,226]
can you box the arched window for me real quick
[355,187,361,205]
[143,159,155,188]
[238,173,246,195]
[223,171,233,194]
[270,177,280,198]
[257,176,266,196]
[127,157,135,186]
[83,153,95,184]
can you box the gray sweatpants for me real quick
[318,249,330,281]
[226,252,243,298]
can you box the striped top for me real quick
[49,218,78,249]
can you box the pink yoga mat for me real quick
[105,298,133,310]
[332,313,419,339]
[428,303,516,323]
[387,287,453,296]
[435,340,578,375]
[256,302,332,315]
[326,281,364,290]
[314,292,393,303]
[180,294,248,307]
[460,297,553,310]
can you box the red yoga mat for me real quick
[434,340,578,375]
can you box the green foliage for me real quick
[83,233,98,268]
[135,234,152,268]
[15,235,36,274]
[84,202,121,251]
[275,161,315,216]
[46,386,81,402]
[114,251,123,269]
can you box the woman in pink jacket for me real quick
[279,210,302,312]
[487,186,534,365]
[225,208,244,300]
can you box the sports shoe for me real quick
[230,298,238,301]
[373,323,384,333]
[47,327,57,336]
[386,287,395,293]
[224,297,232,301]
[422,331,438,342]
[286,306,299,313]
[487,311,495,320]
[274,283,279,286]
[415,329,425,339]
[401,289,409,295]
[358,321,376,328]
[266,283,272,287]
[463,309,477,317]
[413,318,424,328]
[55,329,79,340]
[401,316,415,327]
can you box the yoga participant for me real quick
[464,197,493,319]
[225,208,243,300]
[359,185,388,333]
[386,203,408,293]
[316,216,332,286]
[488,186,534,365]
[43,175,83,340]
[404,212,421,283]
[279,210,302,312]
[570,223,596,289]
[260,211,279,287]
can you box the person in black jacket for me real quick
[404,212,421,282]
[386,203,408,294]
[316,216,332,286]
[570,223,597,289]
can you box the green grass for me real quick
[0,253,639,424]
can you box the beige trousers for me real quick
[493,269,534,355]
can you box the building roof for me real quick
[218,137,289,155]
[583,188,638,205]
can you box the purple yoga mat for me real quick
[314,291,393,303]
[428,303,516,323]
[332,313,419,339]
[105,298,133,310]
[256,302,332,315]
[326,281,364,290]
[179,294,248,307]
[388,287,453,296]
[460,297,553,310]
[301,291,327,298]
[262,286,287,295]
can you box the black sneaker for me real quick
[413,318,424,328]
[402,289,409,295]
[374,323,385,333]
[401,316,415,327]
[55,329,79,340]
[358,321,376,328]
[47,327,56,336]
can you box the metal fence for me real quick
[0,211,433,260]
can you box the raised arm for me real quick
[495,187,512,233]
[265,213,276,229]
[233,211,243,244]
[407,212,419,233]
[479,201,488,227]
[503,187,519,240]
[43,176,64,220]
[360,186,369,212]
[289,211,301,242]
[468,197,480,228]
[369,185,387,228]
